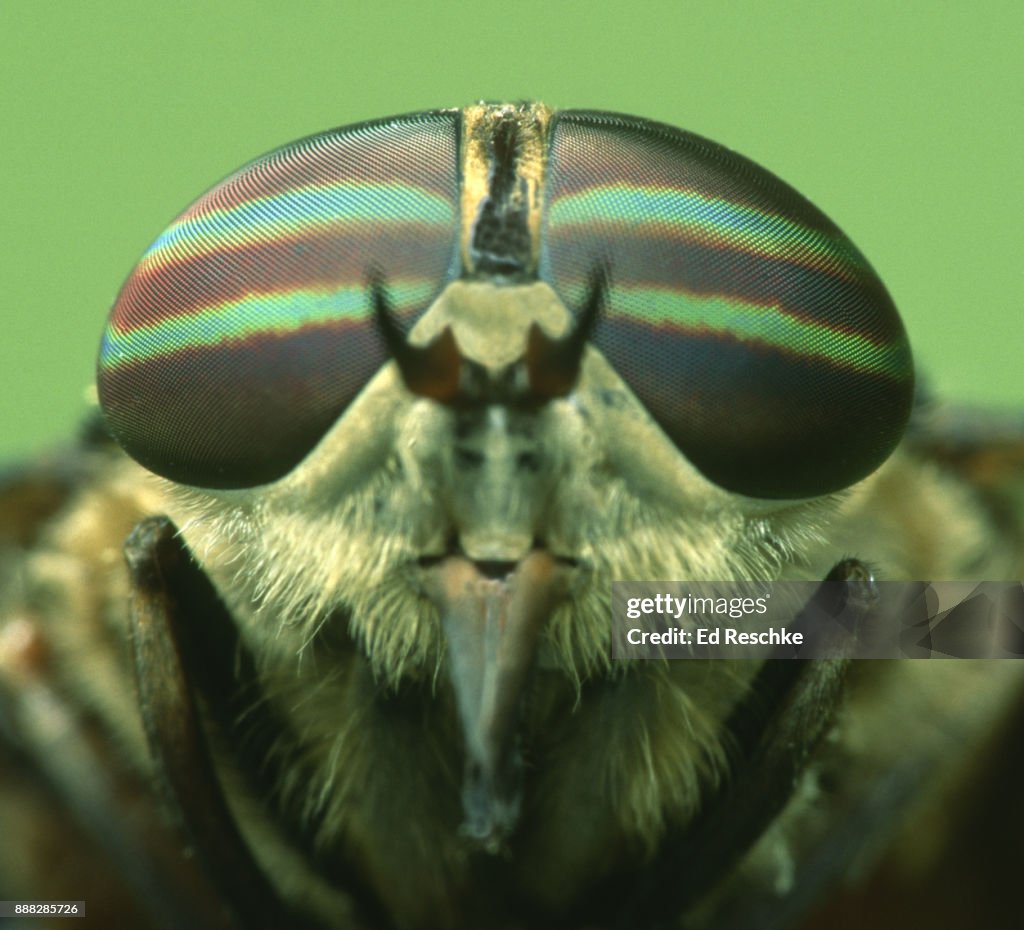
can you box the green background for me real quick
[1,1,1020,461]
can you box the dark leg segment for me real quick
[593,559,875,930]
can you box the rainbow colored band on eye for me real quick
[99,279,436,370]
[552,284,905,380]
[141,182,457,272]
[547,184,870,282]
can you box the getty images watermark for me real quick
[611,581,1024,660]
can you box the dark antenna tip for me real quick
[526,262,608,398]
[368,268,403,355]
[368,271,462,402]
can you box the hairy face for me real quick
[166,280,834,690]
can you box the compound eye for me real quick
[98,112,460,488]
[541,112,914,499]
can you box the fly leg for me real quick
[126,516,387,930]
[596,559,876,930]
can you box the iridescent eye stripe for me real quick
[100,280,435,370]
[115,225,448,330]
[543,235,901,344]
[141,182,456,272]
[573,285,906,379]
[546,184,869,282]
